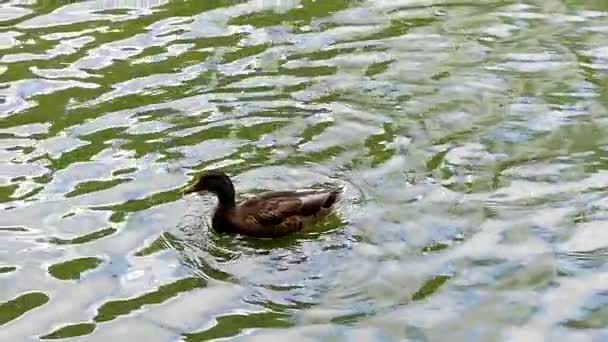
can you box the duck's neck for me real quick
[216,192,235,208]
[213,182,236,208]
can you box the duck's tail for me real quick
[322,189,341,208]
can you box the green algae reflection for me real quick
[94,277,206,323]
[412,275,451,301]
[40,323,96,340]
[0,266,17,274]
[48,257,103,280]
[0,292,49,326]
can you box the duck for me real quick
[182,170,341,238]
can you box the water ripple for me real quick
[1,0,608,340]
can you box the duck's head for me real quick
[183,170,235,205]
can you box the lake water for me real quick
[1,0,608,341]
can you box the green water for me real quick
[1,0,608,340]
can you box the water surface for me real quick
[1,0,608,340]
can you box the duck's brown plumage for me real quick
[183,171,340,238]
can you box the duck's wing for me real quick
[242,196,303,226]
[255,190,321,200]
[238,190,340,236]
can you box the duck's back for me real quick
[223,189,340,237]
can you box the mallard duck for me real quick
[183,170,341,238]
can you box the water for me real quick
[1,0,608,340]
